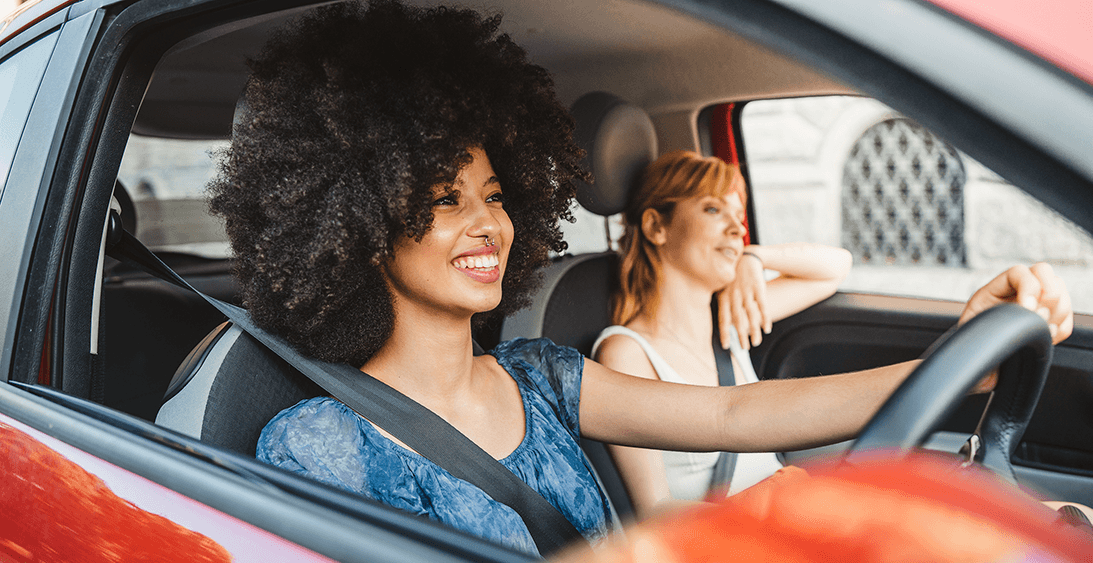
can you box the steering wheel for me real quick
[847,304,1053,483]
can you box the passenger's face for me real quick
[384,147,514,319]
[656,187,747,292]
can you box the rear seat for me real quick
[100,258,237,420]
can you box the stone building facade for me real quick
[741,96,1093,312]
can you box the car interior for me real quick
[14,0,1093,549]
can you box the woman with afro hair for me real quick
[210,0,1075,556]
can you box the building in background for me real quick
[741,96,1093,312]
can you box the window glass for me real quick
[0,31,60,198]
[116,135,230,257]
[740,96,1093,314]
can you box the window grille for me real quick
[842,118,966,266]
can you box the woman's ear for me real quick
[641,208,668,246]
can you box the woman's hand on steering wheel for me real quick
[960,262,1073,345]
[956,262,1073,395]
[850,262,1075,482]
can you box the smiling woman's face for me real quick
[657,188,748,292]
[383,147,515,320]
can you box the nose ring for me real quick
[485,237,496,247]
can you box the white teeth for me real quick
[454,254,499,270]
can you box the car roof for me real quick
[133,0,852,139]
[6,0,1087,141]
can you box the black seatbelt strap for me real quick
[105,215,586,556]
[709,316,738,493]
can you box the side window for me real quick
[0,30,60,197]
[116,135,230,257]
[736,96,1093,314]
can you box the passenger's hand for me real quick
[959,263,1073,345]
[718,251,771,350]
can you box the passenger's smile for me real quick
[716,245,740,259]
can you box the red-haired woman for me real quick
[594,150,852,517]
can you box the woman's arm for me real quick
[587,263,1072,454]
[721,243,851,349]
[745,243,852,321]
[593,334,677,518]
[581,355,920,453]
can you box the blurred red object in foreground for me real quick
[557,452,1093,562]
[0,423,231,563]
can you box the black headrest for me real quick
[570,92,658,217]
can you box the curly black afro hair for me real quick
[208,0,585,366]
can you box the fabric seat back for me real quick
[156,321,322,455]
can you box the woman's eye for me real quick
[433,194,458,206]
[487,192,505,204]
[705,206,719,214]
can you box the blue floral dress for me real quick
[256,338,612,556]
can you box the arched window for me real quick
[842,119,966,266]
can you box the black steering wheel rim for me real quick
[848,304,1053,482]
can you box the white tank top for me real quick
[592,325,783,497]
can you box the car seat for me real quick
[155,321,324,454]
[500,92,658,520]
[155,320,484,456]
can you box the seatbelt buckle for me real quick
[959,434,981,467]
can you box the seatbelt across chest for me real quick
[709,319,738,492]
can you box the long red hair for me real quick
[613,150,746,326]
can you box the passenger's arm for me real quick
[720,243,852,350]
